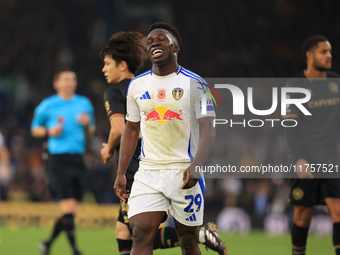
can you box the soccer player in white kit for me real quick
[114,22,218,255]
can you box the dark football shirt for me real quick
[284,71,340,165]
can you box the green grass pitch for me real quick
[0,227,334,255]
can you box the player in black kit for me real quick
[284,35,340,255]
[100,31,226,255]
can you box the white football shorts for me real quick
[127,169,205,227]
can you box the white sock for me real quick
[198,228,206,243]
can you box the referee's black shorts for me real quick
[290,178,340,206]
[47,153,87,201]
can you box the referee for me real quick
[31,69,95,255]
[284,35,340,255]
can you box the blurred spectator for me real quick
[0,131,11,200]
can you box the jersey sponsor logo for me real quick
[308,97,340,109]
[144,106,182,124]
[140,91,151,100]
[200,105,214,111]
[157,88,167,102]
[292,188,304,200]
[329,82,338,94]
[200,99,214,112]
[105,101,111,114]
[172,88,184,100]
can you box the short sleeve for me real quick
[193,84,216,119]
[31,101,48,129]
[104,87,126,119]
[126,82,140,122]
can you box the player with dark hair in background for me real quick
[113,22,227,255]
[32,69,96,255]
[101,30,226,255]
[284,35,340,255]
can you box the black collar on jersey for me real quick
[303,70,327,82]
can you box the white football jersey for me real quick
[126,66,215,170]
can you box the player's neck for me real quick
[118,72,134,82]
[58,92,74,100]
[152,61,178,76]
[305,67,327,79]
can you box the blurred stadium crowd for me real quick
[0,0,339,230]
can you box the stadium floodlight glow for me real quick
[214,84,312,116]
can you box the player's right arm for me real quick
[283,82,313,179]
[114,121,140,201]
[113,81,140,201]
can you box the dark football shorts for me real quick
[290,178,340,206]
[117,178,134,234]
[47,154,87,201]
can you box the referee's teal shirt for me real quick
[31,94,95,154]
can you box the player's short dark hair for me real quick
[53,68,75,81]
[302,35,328,59]
[148,22,181,46]
[100,31,148,75]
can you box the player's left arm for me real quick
[182,116,216,189]
[183,81,216,189]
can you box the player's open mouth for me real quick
[152,49,164,58]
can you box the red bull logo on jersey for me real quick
[144,106,183,124]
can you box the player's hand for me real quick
[182,166,199,189]
[78,112,90,126]
[47,126,63,137]
[296,158,314,179]
[114,173,129,202]
[101,143,113,165]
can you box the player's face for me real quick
[55,71,77,95]
[102,56,121,84]
[146,28,178,66]
[311,41,332,71]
